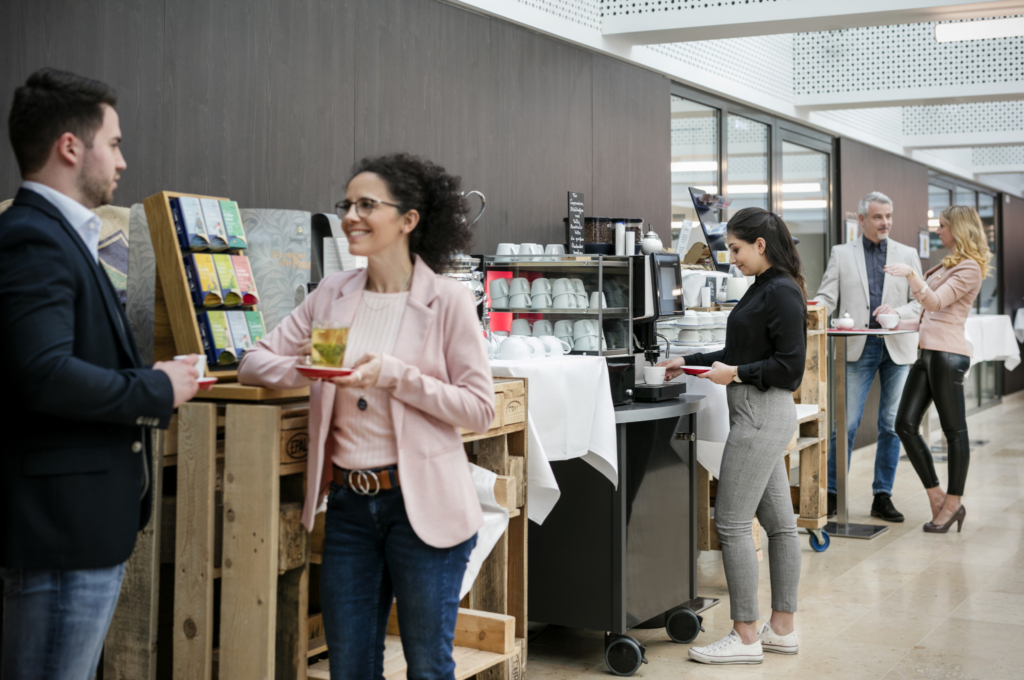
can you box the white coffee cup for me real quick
[497,336,532,360]
[575,336,598,352]
[509,277,531,295]
[531,278,552,295]
[832,317,855,330]
[877,313,899,329]
[175,354,207,378]
[712,328,727,342]
[554,319,575,337]
[532,320,554,336]
[695,311,714,325]
[538,335,571,357]
[531,294,553,309]
[589,292,608,309]
[573,319,598,339]
[496,243,518,256]
[711,311,728,325]
[489,278,509,299]
[521,337,546,357]
[643,366,667,385]
[677,329,702,343]
[552,278,574,296]
[726,277,748,301]
[544,244,566,257]
[678,315,701,327]
[508,293,531,308]
[511,319,532,336]
[518,243,542,257]
[552,293,576,309]
[490,296,509,309]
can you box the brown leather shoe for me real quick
[923,505,965,533]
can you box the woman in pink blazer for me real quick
[887,206,991,534]
[238,154,494,679]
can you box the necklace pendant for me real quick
[357,397,368,411]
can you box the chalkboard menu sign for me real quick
[566,192,584,254]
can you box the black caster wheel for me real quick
[604,633,648,676]
[665,607,704,644]
[809,529,830,552]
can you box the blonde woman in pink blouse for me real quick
[887,206,991,534]
[239,154,494,679]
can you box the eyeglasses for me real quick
[335,197,402,220]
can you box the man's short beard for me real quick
[78,152,114,208]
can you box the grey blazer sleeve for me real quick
[812,246,841,317]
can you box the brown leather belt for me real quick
[332,465,400,495]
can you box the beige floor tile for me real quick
[777,641,907,679]
[949,591,1024,626]
[882,649,994,680]
[525,661,594,680]
[916,617,1023,659]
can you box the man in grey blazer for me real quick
[814,192,922,522]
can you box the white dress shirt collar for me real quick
[21,180,103,263]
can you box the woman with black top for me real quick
[659,207,807,666]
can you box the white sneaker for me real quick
[688,630,763,665]
[757,619,799,654]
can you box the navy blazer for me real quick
[0,187,174,569]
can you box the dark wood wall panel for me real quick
[0,0,669,258]
[838,138,931,449]
[1004,194,1024,394]
[592,55,671,244]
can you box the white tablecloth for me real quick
[490,356,618,524]
[964,314,1021,371]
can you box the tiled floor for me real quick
[527,395,1024,680]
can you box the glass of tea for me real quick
[310,320,350,367]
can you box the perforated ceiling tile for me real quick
[973,145,1024,166]
[515,0,601,29]
[903,101,1024,136]
[649,34,794,101]
[809,108,903,147]
[601,0,793,18]
[794,17,1024,96]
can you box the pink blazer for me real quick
[913,259,983,358]
[237,256,494,548]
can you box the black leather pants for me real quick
[894,350,971,496]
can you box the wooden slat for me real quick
[221,404,282,680]
[307,636,518,680]
[493,475,517,511]
[103,429,164,680]
[799,440,828,522]
[197,382,310,402]
[696,461,715,551]
[276,562,309,680]
[387,605,514,655]
[173,403,218,680]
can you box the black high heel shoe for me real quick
[923,505,966,534]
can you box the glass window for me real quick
[725,114,769,220]
[671,97,718,252]
[977,192,997,315]
[928,184,951,263]
[956,187,977,210]
[781,141,829,296]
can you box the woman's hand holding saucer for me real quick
[331,352,382,389]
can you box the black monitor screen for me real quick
[689,187,731,270]
[656,257,684,315]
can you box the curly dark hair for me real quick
[348,153,472,273]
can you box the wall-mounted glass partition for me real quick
[671,97,718,251]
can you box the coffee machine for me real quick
[629,253,688,402]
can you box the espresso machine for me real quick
[630,253,687,402]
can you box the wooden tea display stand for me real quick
[103,192,529,679]
[695,304,830,554]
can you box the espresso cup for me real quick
[552,293,576,309]
[532,294,553,309]
[643,366,666,385]
[511,319,532,336]
[532,320,554,336]
[489,278,509,300]
[552,278,574,296]
[174,354,207,379]
[531,278,552,295]
[589,292,608,309]
[677,329,702,343]
[509,277,531,295]
[508,293,531,308]
[878,313,899,329]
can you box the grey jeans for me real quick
[716,384,801,622]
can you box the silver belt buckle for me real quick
[350,469,381,496]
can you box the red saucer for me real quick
[297,365,355,380]
[681,366,711,375]
[197,377,218,391]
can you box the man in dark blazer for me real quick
[0,68,199,680]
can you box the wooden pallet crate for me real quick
[105,379,529,680]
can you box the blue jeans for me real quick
[828,336,911,496]
[320,480,476,680]
[1,562,126,680]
